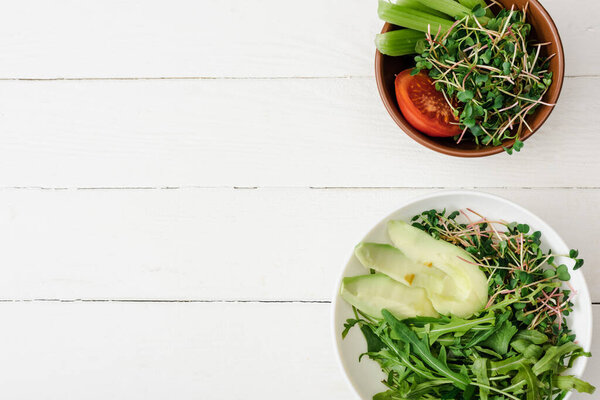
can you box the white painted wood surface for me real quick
[0,188,598,301]
[0,0,597,78]
[0,0,598,398]
[0,77,598,188]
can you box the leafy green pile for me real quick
[343,209,594,399]
[412,8,553,153]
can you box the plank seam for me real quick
[0,299,598,305]
[0,76,361,81]
[0,75,595,81]
[0,186,598,191]
[0,299,332,304]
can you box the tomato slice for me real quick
[395,69,461,138]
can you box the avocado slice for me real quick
[340,273,438,319]
[387,220,488,318]
[355,242,449,292]
[354,242,471,316]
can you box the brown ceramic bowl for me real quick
[375,0,565,157]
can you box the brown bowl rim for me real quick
[375,0,565,157]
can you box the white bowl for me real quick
[331,190,592,400]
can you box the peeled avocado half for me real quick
[340,220,488,319]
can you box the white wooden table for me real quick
[0,1,598,398]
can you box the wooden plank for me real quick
[0,302,348,400]
[0,0,377,79]
[0,301,596,399]
[0,188,597,301]
[0,77,598,188]
[543,0,600,77]
[0,0,596,78]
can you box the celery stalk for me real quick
[378,0,454,34]
[458,0,494,17]
[414,0,488,22]
[375,29,426,56]
[395,0,450,18]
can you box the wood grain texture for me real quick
[0,187,597,301]
[0,302,347,400]
[0,301,596,400]
[0,0,377,79]
[0,0,597,78]
[0,77,598,188]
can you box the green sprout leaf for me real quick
[556,264,571,281]
[457,90,474,102]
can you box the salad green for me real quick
[341,209,594,399]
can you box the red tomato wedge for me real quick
[395,69,461,138]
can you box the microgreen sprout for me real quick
[413,6,554,152]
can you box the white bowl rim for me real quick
[330,189,592,400]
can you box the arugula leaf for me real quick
[507,368,527,392]
[511,339,543,361]
[523,344,543,361]
[464,311,510,348]
[533,342,582,375]
[481,321,518,355]
[360,324,386,353]
[471,358,489,400]
[474,345,502,359]
[510,339,530,353]
[440,387,460,399]
[415,314,495,344]
[566,347,591,369]
[382,309,471,389]
[402,315,450,327]
[405,379,454,398]
[520,365,541,400]
[462,384,476,400]
[554,375,596,394]
[372,390,398,400]
[342,318,359,339]
[438,345,447,365]
[515,330,548,345]
[490,355,531,375]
